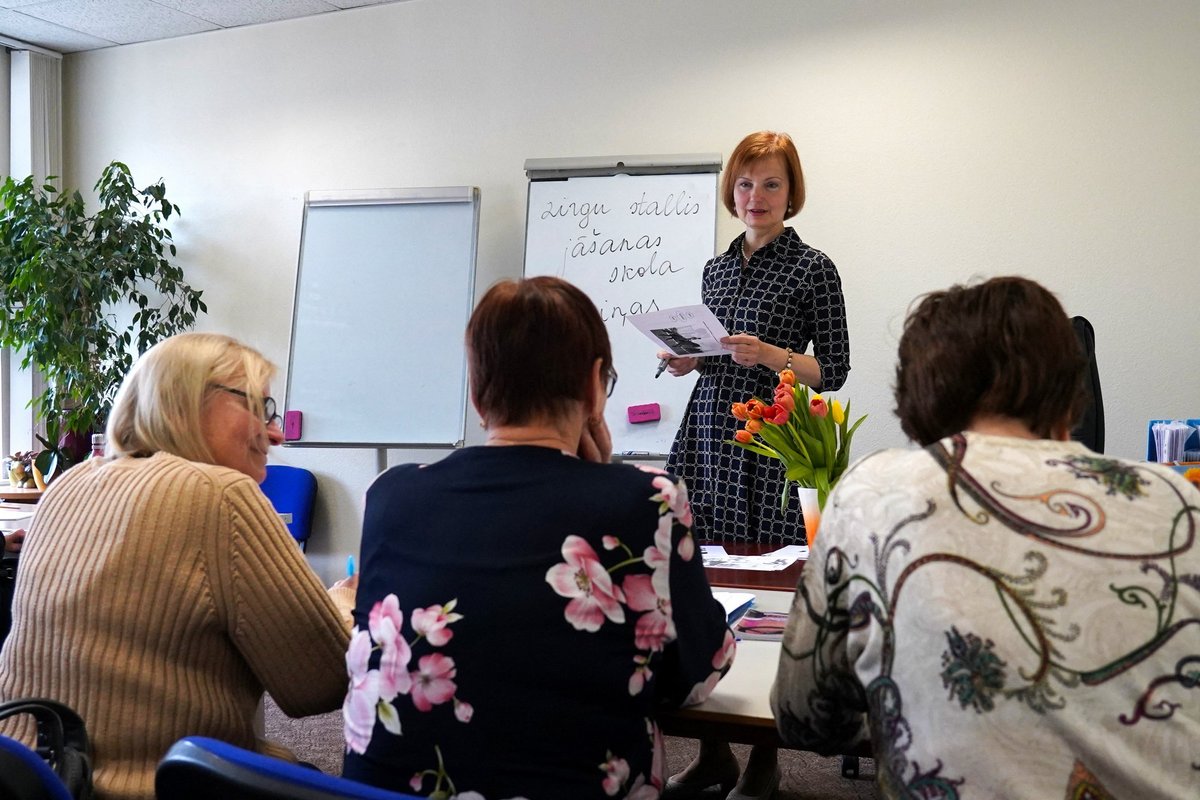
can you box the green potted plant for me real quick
[0,161,207,472]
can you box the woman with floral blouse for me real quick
[772,276,1200,798]
[342,276,735,800]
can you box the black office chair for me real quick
[1070,316,1104,453]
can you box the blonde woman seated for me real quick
[772,277,1200,798]
[0,332,355,800]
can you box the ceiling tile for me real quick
[20,0,219,45]
[0,7,115,51]
[152,0,339,29]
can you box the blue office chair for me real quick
[259,465,318,550]
[0,735,74,800]
[155,736,423,800]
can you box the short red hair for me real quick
[467,276,612,427]
[721,131,806,219]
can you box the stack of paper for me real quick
[1153,421,1195,462]
[711,591,756,624]
[733,609,789,641]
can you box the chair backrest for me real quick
[0,735,74,800]
[1070,315,1104,453]
[259,465,318,547]
[155,737,422,800]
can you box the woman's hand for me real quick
[656,350,702,377]
[2,528,25,554]
[720,333,773,367]
[330,573,358,593]
[578,414,613,463]
[328,573,358,631]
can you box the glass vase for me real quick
[797,485,821,545]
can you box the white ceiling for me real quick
[0,0,405,54]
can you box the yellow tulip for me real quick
[831,399,845,425]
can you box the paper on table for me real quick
[629,304,731,359]
[702,544,808,571]
[699,544,728,558]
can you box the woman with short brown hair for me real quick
[343,276,734,799]
[772,276,1200,798]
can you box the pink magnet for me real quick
[627,403,661,424]
[284,410,303,441]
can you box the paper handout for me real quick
[629,305,731,358]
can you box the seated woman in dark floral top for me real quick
[343,276,735,800]
[771,276,1200,799]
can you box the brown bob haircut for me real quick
[721,131,806,219]
[894,276,1087,446]
[467,276,612,427]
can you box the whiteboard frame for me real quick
[524,153,721,180]
[284,186,480,449]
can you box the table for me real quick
[657,542,799,744]
[0,486,43,503]
[659,541,872,771]
[659,588,794,745]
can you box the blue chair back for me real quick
[155,736,422,800]
[259,465,318,549]
[0,735,74,800]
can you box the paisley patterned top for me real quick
[666,227,850,545]
[771,433,1200,799]
[342,446,735,800]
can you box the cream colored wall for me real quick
[60,0,1200,581]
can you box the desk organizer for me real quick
[1146,418,1200,461]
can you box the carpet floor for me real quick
[263,696,879,799]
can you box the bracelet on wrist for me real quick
[785,347,793,371]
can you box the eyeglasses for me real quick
[605,367,618,398]
[213,385,283,429]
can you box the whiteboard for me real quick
[285,187,479,447]
[524,165,718,456]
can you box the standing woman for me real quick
[658,132,850,799]
[660,131,850,546]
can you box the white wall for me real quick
[60,0,1200,581]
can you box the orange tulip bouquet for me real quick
[727,369,866,514]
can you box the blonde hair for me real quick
[106,332,276,463]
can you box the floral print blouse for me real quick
[771,433,1200,799]
[342,446,735,800]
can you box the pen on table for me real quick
[346,555,356,578]
[654,357,670,379]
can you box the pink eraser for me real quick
[284,410,303,441]
[627,403,661,424]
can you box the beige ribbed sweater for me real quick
[0,453,351,800]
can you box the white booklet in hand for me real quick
[629,304,730,358]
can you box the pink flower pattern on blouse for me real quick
[540,467,730,797]
[545,535,627,632]
[343,595,469,760]
[348,466,728,800]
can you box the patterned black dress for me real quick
[665,227,850,544]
